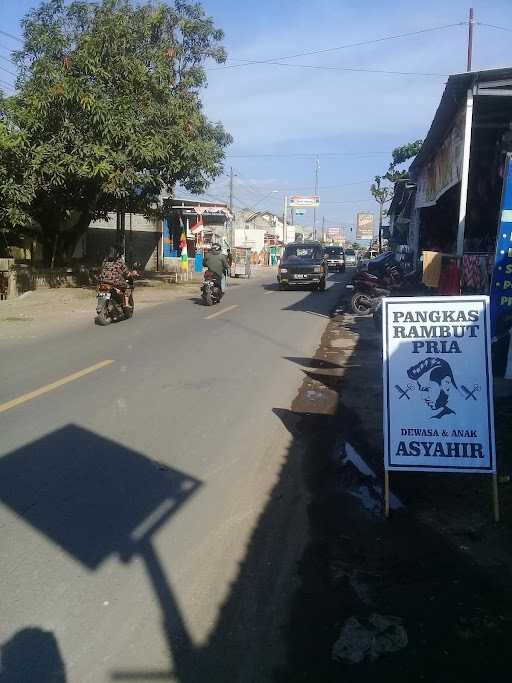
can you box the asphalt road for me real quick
[0,269,347,683]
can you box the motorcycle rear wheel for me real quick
[95,301,111,326]
[203,290,213,306]
[351,292,374,315]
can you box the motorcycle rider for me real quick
[203,243,229,292]
[99,246,132,311]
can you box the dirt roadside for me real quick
[274,292,512,682]
[0,281,197,339]
[0,270,269,340]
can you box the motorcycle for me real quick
[95,270,138,326]
[201,270,224,306]
[346,266,401,315]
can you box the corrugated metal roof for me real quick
[410,66,512,176]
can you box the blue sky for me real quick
[2,0,512,231]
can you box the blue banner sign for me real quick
[490,154,512,339]
[163,217,173,258]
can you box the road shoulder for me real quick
[275,297,512,682]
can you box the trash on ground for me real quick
[332,614,408,663]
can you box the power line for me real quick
[293,179,373,191]
[220,59,448,78]
[226,152,389,159]
[208,22,466,72]
[321,199,372,205]
[478,22,512,33]
[0,78,15,91]
[0,64,16,78]
[0,30,23,45]
[0,30,23,44]
[0,54,15,66]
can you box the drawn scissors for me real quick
[395,383,414,400]
[461,384,481,401]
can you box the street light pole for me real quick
[313,157,319,240]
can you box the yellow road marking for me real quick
[204,304,239,320]
[0,360,114,415]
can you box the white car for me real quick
[344,248,357,266]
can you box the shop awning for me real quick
[411,67,512,178]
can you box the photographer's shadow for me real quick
[0,627,66,683]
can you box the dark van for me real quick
[277,241,327,291]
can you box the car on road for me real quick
[323,246,346,272]
[278,241,327,291]
[344,248,357,267]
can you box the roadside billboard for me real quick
[382,296,495,474]
[326,226,341,240]
[356,213,375,240]
[289,195,320,208]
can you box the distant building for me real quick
[234,210,298,248]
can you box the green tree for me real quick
[0,0,231,264]
[370,139,423,251]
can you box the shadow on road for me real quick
[3,286,510,682]
[0,419,307,682]
[0,425,201,682]
[282,273,347,319]
[0,627,67,683]
[271,297,512,682]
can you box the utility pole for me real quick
[116,210,126,257]
[313,156,319,240]
[283,195,288,247]
[228,166,234,249]
[467,7,475,72]
[321,216,325,243]
[228,166,234,212]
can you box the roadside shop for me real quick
[387,68,512,374]
[402,68,512,293]
[162,198,233,272]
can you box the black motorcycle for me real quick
[346,252,423,315]
[201,270,223,306]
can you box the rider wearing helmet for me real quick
[203,243,228,289]
[99,246,132,309]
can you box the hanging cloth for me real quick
[422,251,442,288]
[438,260,461,295]
[462,255,481,289]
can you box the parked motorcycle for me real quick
[345,251,418,315]
[95,269,138,326]
[201,270,223,306]
[346,268,401,314]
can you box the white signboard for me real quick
[383,296,495,473]
[289,195,320,208]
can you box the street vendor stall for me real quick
[230,246,252,278]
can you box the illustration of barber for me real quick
[406,357,460,419]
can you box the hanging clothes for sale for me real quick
[480,255,491,294]
[462,254,482,290]
[438,259,461,295]
[422,251,442,288]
